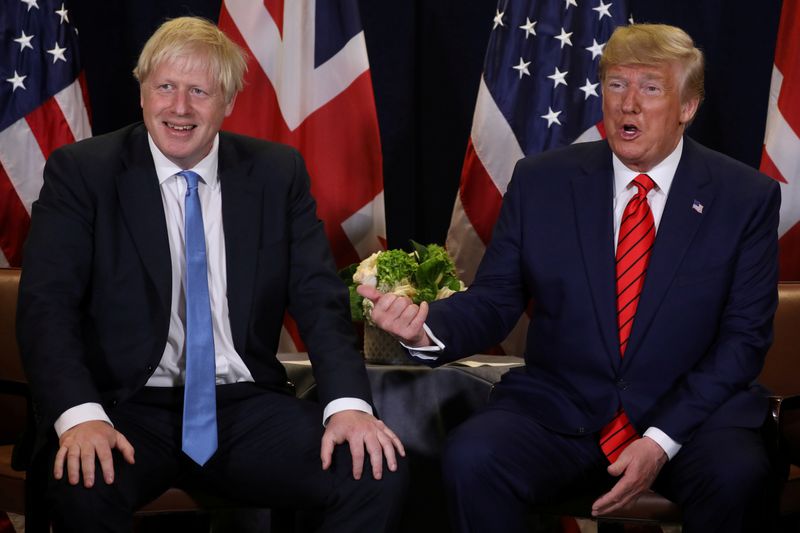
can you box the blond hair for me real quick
[133,17,247,103]
[600,24,704,104]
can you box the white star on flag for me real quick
[55,3,69,23]
[541,107,562,127]
[14,31,35,51]
[548,67,568,88]
[519,18,537,38]
[554,27,573,48]
[579,78,600,99]
[586,38,605,59]
[46,42,66,62]
[513,58,532,79]
[493,10,505,29]
[594,0,613,20]
[6,71,27,91]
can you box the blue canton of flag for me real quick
[0,0,90,267]
[486,0,629,153]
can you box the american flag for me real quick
[0,0,91,268]
[218,0,385,350]
[446,0,629,355]
[760,0,800,281]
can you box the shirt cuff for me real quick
[54,403,113,437]
[322,397,374,426]
[643,426,682,460]
[400,323,445,361]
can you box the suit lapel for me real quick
[218,135,263,352]
[572,143,620,367]
[115,125,171,312]
[623,138,715,362]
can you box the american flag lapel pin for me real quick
[692,200,704,214]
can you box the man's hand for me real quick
[591,437,668,516]
[320,410,405,480]
[54,420,135,488]
[357,285,430,347]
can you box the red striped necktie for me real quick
[600,173,656,463]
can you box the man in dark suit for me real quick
[17,16,406,532]
[361,24,779,532]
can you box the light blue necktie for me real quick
[179,170,218,465]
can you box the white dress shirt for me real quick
[409,139,686,460]
[55,134,370,436]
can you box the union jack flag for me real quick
[218,0,385,349]
[760,0,800,281]
[446,0,629,354]
[0,0,91,267]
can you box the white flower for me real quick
[353,251,380,287]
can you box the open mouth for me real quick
[165,122,195,132]
[621,124,640,139]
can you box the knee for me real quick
[697,450,771,503]
[441,429,499,489]
[47,477,135,531]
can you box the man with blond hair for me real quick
[363,23,778,532]
[18,16,407,532]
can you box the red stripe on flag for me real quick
[759,147,788,183]
[459,139,503,246]
[264,0,284,37]
[0,163,31,266]
[774,0,800,138]
[25,97,76,160]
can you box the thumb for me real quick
[607,457,628,477]
[356,284,382,302]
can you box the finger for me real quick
[381,425,406,458]
[375,431,397,473]
[116,432,136,465]
[349,437,365,480]
[320,433,335,471]
[356,284,382,302]
[363,434,384,480]
[95,443,115,485]
[53,445,68,480]
[409,301,429,332]
[606,455,629,477]
[592,477,634,515]
[80,446,97,488]
[66,446,82,486]
[375,293,398,316]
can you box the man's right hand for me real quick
[357,285,431,347]
[54,420,135,488]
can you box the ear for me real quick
[680,96,700,125]
[224,93,237,117]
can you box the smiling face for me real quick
[602,62,699,173]
[140,55,235,169]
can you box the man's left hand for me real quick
[591,437,668,516]
[320,410,406,480]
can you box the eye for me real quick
[606,80,625,91]
[643,84,663,95]
[189,87,208,97]
[156,83,174,92]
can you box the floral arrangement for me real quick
[340,241,466,323]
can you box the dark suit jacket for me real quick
[17,122,371,434]
[427,138,780,445]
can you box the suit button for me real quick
[111,399,118,406]
[616,379,629,390]
[577,427,585,434]
[146,365,154,372]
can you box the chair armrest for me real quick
[770,394,800,467]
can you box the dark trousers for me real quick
[442,405,772,533]
[45,384,408,533]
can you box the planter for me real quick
[363,324,418,365]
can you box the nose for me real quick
[172,90,190,115]
[621,88,639,114]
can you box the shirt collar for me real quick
[147,133,220,190]
[612,136,683,199]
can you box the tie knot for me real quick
[179,170,201,191]
[632,174,655,197]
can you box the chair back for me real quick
[0,268,25,443]
[761,282,800,396]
